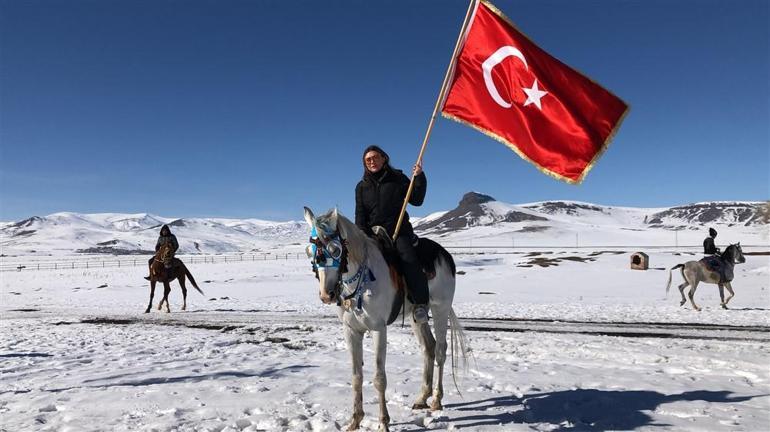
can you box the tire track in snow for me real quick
[25,310,769,343]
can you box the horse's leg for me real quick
[430,306,450,411]
[344,325,365,431]
[677,281,689,306]
[718,283,727,309]
[145,280,156,313]
[160,281,171,313]
[178,271,188,311]
[687,280,701,311]
[372,330,390,432]
[677,268,689,306]
[410,320,435,410]
[157,286,164,310]
[724,282,735,306]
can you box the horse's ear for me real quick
[330,207,339,229]
[303,207,317,229]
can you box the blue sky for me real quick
[1,0,768,221]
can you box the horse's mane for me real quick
[316,209,376,265]
[723,243,738,260]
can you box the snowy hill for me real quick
[1,196,767,256]
[645,202,769,228]
[413,192,769,247]
[0,213,306,256]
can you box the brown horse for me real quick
[146,242,204,313]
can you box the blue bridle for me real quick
[307,225,375,310]
[307,226,345,270]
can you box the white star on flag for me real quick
[523,79,548,110]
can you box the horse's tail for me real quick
[666,264,685,295]
[184,265,205,296]
[448,307,471,396]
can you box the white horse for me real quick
[303,207,468,432]
[666,243,746,311]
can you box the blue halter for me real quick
[308,226,343,270]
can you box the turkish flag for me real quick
[441,1,628,183]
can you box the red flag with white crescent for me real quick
[441,0,629,184]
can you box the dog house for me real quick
[630,252,649,270]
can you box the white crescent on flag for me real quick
[481,45,528,108]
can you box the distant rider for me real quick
[144,225,179,280]
[355,145,430,324]
[702,227,726,282]
[703,227,720,255]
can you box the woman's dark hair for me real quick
[709,227,717,238]
[362,145,392,178]
[160,225,171,235]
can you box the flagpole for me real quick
[392,0,479,241]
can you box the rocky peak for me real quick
[458,192,496,207]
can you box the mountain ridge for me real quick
[1,194,767,255]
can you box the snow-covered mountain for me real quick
[0,212,306,256]
[1,195,767,256]
[413,192,768,247]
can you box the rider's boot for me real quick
[144,259,153,280]
[413,304,429,324]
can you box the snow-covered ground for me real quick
[2,249,769,431]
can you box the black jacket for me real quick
[156,234,179,253]
[355,167,426,238]
[703,237,718,255]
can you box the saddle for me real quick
[371,226,453,325]
[151,257,182,280]
[371,227,444,280]
[699,255,731,283]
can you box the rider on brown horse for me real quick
[144,225,179,280]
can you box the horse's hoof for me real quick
[144,309,150,314]
[411,402,430,410]
[721,304,728,310]
[430,400,443,411]
[679,300,686,306]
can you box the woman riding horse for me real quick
[355,145,429,323]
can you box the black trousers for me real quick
[395,235,429,305]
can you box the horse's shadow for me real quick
[420,388,764,431]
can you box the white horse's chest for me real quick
[341,308,386,332]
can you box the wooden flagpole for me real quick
[392,0,480,241]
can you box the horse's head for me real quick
[725,243,746,264]
[303,207,347,304]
